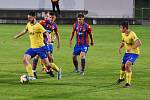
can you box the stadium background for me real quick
[0,0,150,24]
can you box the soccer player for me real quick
[32,12,61,80]
[69,13,94,75]
[117,21,142,88]
[14,11,54,80]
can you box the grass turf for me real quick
[0,24,150,100]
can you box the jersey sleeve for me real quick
[132,32,139,42]
[39,20,45,26]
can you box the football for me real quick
[20,75,29,83]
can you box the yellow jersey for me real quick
[25,22,46,48]
[122,31,140,54]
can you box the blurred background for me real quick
[0,0,150,25]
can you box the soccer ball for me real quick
[20,75,29,83]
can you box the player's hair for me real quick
[28,11,36,17]
[77,13,85,18]
[120,21,129,29]
[45,11,49,14]
[49,12,55,16]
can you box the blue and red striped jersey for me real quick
[72,22,92,46]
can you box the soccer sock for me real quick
[125,71,132,84]
[32,58,38,71]
[51,63,59,72]
[120,70,125,79]
[73,58,78,70]
[26,64,34,77]
[40,59,45,67]
[81,58,85,72]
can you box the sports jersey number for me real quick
[84,47,88,52]
[78,32,83,36]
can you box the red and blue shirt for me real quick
[39,19,58,33]
[72,22,92,46]
[39,19,58,43]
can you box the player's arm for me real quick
[127,39,142,52]
[14,28,28,39]
[132,39,142,49]
[88,25,94,46]
[54,26,60,49]
[69,24,75,48]
[118,41,124,54]
[127,33,142,52]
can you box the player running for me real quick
[117,21,142,88]
[14,11,54,80]
[32,11,61,80]
[69,13,94,76]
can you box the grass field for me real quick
[0,24,150,100]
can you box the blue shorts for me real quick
[45,43,54,53]
[122,53,139,64]
[25,46,47,59]
[73,44,88,55]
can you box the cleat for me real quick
[73,69,79,73]
[116,78,125,84]
[33,72,38,79]
[47,71,55,77]
[57,68,62,80]
[123,83,131,88]
[28,76,36,81]
[80,71,85,76]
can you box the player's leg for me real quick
[41,58,54,77]
[41,44,52,72]
[80,52,86,76]
[32,55,39,79]
[23,48,36,80]
[38,46,54,77]
[116,64,125,84]
[124,61,132,88]
[47,52,62,80]
[124,53,139,88]
[80,46,88,75]
[72,45,80,72]
[73,55,79,72]
[116,53,127,84]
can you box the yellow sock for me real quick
[125,71,132,84]
[128,72,132,84]
[26,64,34,76]
[120,70,125,79]
[51,63,59,72]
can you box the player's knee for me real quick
[23,57,29,65]
[80,52,85,59]
[125,62,132,72]
[44,61,51,67]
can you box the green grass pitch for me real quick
[0,24,150,100]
